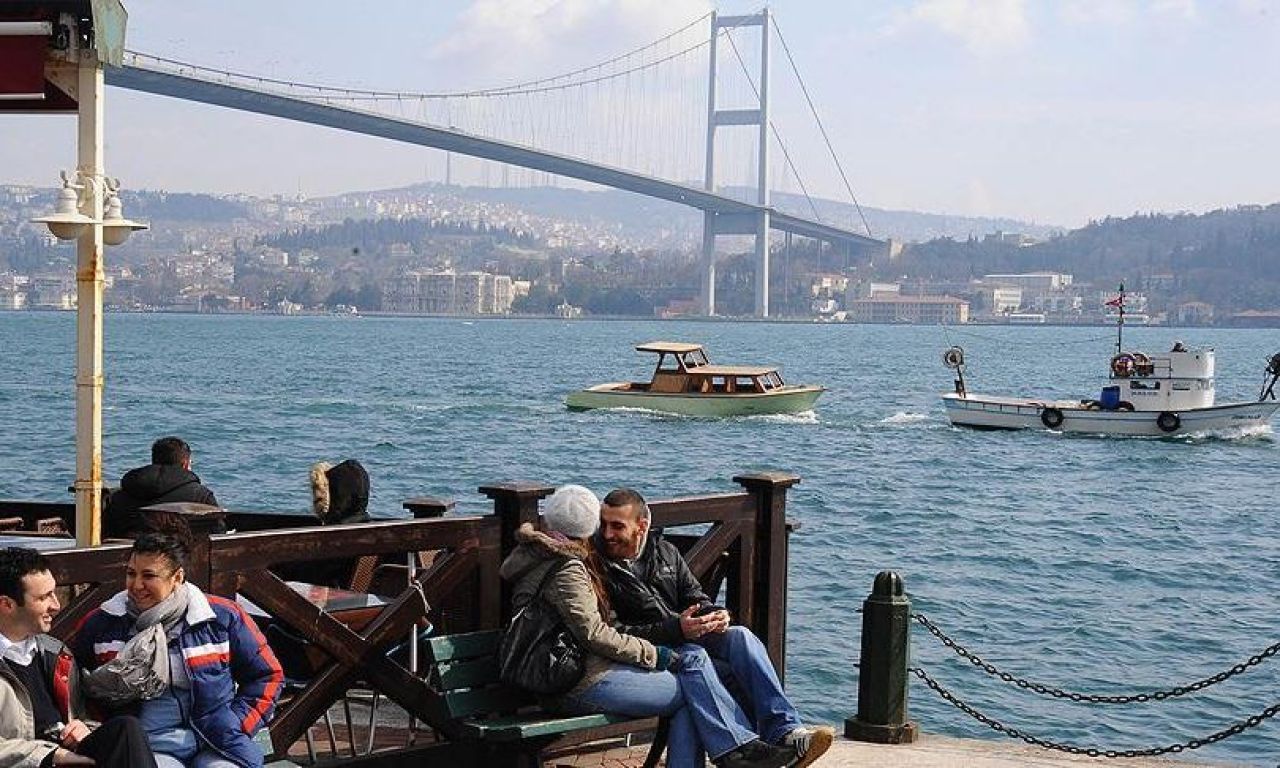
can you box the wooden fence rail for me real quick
[3,471,799,766]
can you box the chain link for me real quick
[912,612,1280,704]
[910,666,1280,758]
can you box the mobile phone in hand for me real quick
[693,603,724,618]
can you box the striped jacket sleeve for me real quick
[215,597,284,734]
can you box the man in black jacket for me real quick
[103,436,219,538]
[595,488,833,768]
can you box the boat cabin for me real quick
[1105,347,1215,411]
[632,342,787,395]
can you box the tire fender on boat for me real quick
[1040,407,1065,429]
[1156,411,1181,433]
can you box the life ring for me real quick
[942,346,965,369]
[1040,407,1065,429]
[1110,353,1135,378]
[1156,411,1180,433]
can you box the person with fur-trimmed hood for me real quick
[499,485,798,768]
[309,459,370,525]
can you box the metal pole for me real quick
[74,49,105,547]
[701,12,719,317]
[754,9,771,318]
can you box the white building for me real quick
[983,273,1073,293]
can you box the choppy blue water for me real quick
[2,312,1277,765]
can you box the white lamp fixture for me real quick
[100,178,148,246]
[31,170,96,240]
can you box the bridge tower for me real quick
[701,9,771,317]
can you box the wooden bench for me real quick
[426,629,667,768]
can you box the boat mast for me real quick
[1114,283,1125,354]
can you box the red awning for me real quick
[0,33,48,100]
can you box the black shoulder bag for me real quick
[498,559,586,695]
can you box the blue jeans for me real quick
[565,646,757,766]
[700,626,802,744]
[154,752,238,768]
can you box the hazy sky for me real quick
[4,0,1279,227]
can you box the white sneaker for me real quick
[782,725,835,768]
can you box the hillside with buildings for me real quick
[2,181,1278,325]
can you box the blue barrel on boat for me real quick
[1100,385,1121,410]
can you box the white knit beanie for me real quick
[542,485,600,539]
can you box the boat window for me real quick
[656,353,680,373]
[683,350,708,368]
[736,376,759,392]
[1129,380,1160,390]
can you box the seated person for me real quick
[1171,340,1188,353]
[105,437,219,539]
[1,547,158,768]
[71,525,283,768]
[310,459,370,525]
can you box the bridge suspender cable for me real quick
[771,18,874,238]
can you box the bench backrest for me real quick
[426,629,532,719]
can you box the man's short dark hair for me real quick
[0,547,51,604]
[152,436,191,466]
[603,488,649,520]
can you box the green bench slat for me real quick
[442,684,532,719]
[434,655,501,690]
[461,711,635,742]
[427,629,503,663]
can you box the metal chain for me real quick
[910,666,1280,758]
[912,613,1280,704]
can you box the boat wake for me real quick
[880,411,930,425]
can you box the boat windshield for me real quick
[682,349,709,368]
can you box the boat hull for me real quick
[566,383,824,416]
[941,393,1280,436]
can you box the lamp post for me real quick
[29,47,147,547]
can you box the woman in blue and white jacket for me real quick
[71,532,283,768]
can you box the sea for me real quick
[2,312,1277,766]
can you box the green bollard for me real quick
[845,570,919,743]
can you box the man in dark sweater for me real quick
[103,436,219,539]
[0,547,157,767]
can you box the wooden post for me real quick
[733,471,799,680]
[845,571,919,743]
[403,497,455,519]
[478,482,554,620]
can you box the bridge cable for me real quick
[722,29,822,223]
[772,18,873,238]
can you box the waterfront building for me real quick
[983,286,1022,314]
[847,295,970,324]
[983,272,1073,292]
[382,270,515,315]
[1176,301,1215,326]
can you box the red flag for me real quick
[1105,295,1124,308]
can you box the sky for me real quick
[4,0,1280,227]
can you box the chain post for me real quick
[846,570,919,743]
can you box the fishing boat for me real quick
[565,341,824,416]
[940,287,1280,436]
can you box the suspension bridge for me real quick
[104,9,883,318]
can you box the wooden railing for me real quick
[7,471,799,765]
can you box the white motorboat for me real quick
[940,289,1280,436]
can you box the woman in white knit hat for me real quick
[499,485,797,768]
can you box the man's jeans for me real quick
[564,645,757,767]
[699,626,802,744]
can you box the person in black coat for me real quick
[103,437,219,539]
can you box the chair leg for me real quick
[322,707,340,758]
[365,691,380,754]
[641,718,670,768]
[343,697,358,757]
[302,724,318,765]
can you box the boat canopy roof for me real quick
[636,341,705,354]
[693,365,777,376]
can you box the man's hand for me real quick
[51,747,95,765]
[678,604,715,640]
[703,609,731,634]
[60,720,91,749]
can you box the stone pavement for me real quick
[545,734,1240,768]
